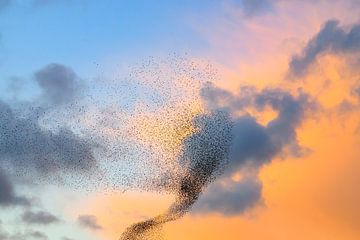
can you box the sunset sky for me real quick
[0,1,360,240]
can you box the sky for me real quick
[0,0,360,240]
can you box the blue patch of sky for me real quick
[0,0,218,102]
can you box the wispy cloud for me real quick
[77,215,102,230]
[289,19,360,78]
[21,210,60,225]
[0,170,30,207]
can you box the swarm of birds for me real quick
[1,55,313,240]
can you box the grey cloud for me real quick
[228,0,273,18]
[0,63,95,178]
[0,169,30,207]
[28,231,48,240]
[34,63,82,105]
[62,237,74,240]
[203,84,313,171]
[78,215,102,230]
[289,19,360,78]
[22,210,60,225]
[0,230,48,240]
[193,177,262,216]
[187,84,314,215]
[227,115,275,168]
[254,89,311,156]
[200,83,255,112]
[0,100,98,175]
[338,99,357,114]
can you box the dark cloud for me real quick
[289,19,360,78]
[34,63,82,105]
[0,169,30,207]
[0,100,98,176]
[187,85,313,215]
[203,84,313,170]
[0,62,102,238]
[22,210,60,225]
[0,63,98,177]
[193,177,262,216]
[77,215,102,230]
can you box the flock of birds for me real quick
[1,55,311,240]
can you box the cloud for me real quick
[193,177,262,216]
[21,210,60,225]
[289,19,360,78]
[62,237,74,240]
[351,85,360,99]
[0,169,30,207]
[239,0,273,17]
[0,63,98,177]
[202,84,314,169]
[34,63,82,105]
[0,228,48,240]
[28,231,48,240]
[183,85,314,216]
[186,86,313,213]
[0,100,98,176]
[77,215,102,230]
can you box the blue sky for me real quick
[0,0,220,105]
[0,1,210,79]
